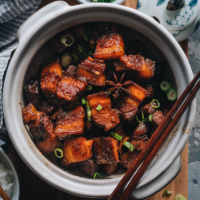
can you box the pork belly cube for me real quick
[104,163,119,175]
[120,151,139,169]
[22,103,41,125]
[47,97,68,106]
[63,137,93,164]
[93,32,125,60]
[38,101,55,114]
[79,158,100,176]
[57,76,87,101]
[92,109,120,131]
[137,58,155,80]
[141,102,157,115]
[75,57,106,86]
[24,77,41,107]
[116,96,139,121]
[133,122,149,137]
[40,60,62,98]
[152,110,165,126]
[55,106,85,140]
[93,137,119,164]
[59,158,77,171]
[119,55,143,73]
[127,82,147,104]
[131,135,149,152]
[87,92,120,131]
[146,84,155,98]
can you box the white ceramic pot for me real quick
[3,1,196,199]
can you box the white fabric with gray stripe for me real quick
[0,0,42,129]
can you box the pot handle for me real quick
[17,1,70,41]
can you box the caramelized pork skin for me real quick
[57,76,87,102]
[79,158,100,176]
[152,110,165,127]
[87,92,120,131]
[63,137,93,164]
[93,137,119,165]
[22,104,59,154]
[133,122,149,137]
[40,60,62,98]
[104,163,119,175]
[55,106,85,140]
[131,135,149,152]
[120,151,140,169]
[93,32,125,60]
[24,77,41,107]
[75,57,106,86]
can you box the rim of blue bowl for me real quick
[76,0,125,4]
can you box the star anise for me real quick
[106,73,132,98]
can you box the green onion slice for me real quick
[61,35,74,47]
[83,30,88,42]
[86,100,92,121]
[175,194,187,200]
[54,148,63,158]
[136,110,146,123]
[123,141,134,151]
[61,53,72,68]
[93,172,102,179]
[166,88,177,101]
[148,114,153,122]
[160,81,171,92]
[88,85,93,90]
[151,99,160,109]
[71,54,78,62]
[163,189,172,197]
[110,131,123,141]
[81,97,86,105]
[96,105,102,111]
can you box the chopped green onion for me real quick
[78,44,83,53]
[160,81,171,92]
[151,99,160,109]
[61,35,74,47]
[61,53,72,68]
[82,97,86,105]
[175,194,187,200]
[71,54,78,62]
[163,189,172,197]
[136,110,146,123]
[166,88,177,101]
[96,105,102,111]
[86,100,92,121]
[110,131,123,141]
[108,92,111,95]
[124,141,134,151]
[93,172,102,179]
[148,114,153,122]
[54,148,63,158]
[87,110,91,118]
[88,85,93,90]
[83,30,88,42]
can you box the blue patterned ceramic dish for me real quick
[77,0,125,4]
[137,0,200,41]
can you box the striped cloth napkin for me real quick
[0,0,42,139]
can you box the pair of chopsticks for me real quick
[0,186,11,200]
[108,70,200,200]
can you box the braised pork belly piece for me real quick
[152,110,165,127]
[79,158,100,176]
[130,135,149,152]
[38,101,55,114]
[59,158,77,171]
[87,92,120,131]
[146,84,155,98]
[40,60,62,98]
[93,137,119,165]
[75,57,106,86]
[104,163,119,175]
[114,55,155,81]
[24,77,41,107]
[57,76,87,101]
[141,102,157,115]
[63,137,93,164]
[55,106,85,140]
[120,151,139,169]
[22,103,59,154]
[133,122,149,137]
[93,32,125,60]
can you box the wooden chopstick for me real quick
[0,186,11,200]
[119,79,200,200]
[108,70,200,200]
